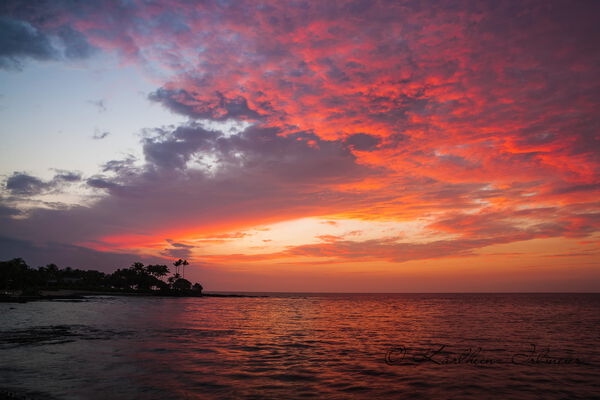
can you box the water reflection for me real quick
[1,294,599,399]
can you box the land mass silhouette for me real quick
[0,258,254,302]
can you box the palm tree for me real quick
[173,259,189,279]
[182,259,188,279]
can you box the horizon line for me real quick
[204,291,600,294]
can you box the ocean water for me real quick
[1,293,599,399]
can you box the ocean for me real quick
[1,293,599,399]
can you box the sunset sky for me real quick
[1,0,598,292]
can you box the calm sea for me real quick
[1,293,599,399]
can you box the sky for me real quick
[0,0,599,292]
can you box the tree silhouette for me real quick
[173,278,192,291]
[146,264,169,279]
[192,283,203,293]
[1,258,203,297]
[173,259,189,279]
[0,258,30,290]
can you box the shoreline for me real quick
[0,290,265,303]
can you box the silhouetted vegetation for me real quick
[0,258,204,298]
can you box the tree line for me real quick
[0,258,203,296]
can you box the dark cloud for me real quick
[552,183,600,195]
[5,172,48,195]
[141,123,371,183]
[165,239,194,249]
[149,88,263,120]
[161,239,195,259]
[0,122,378,245]
[216,126,364,182]
[437,153,479,169]
[53,170,82,183]
[102,157,138,174]
[56,24,95,59]
[142,125,217,170]
[160,247,193,259]
[0,16,95,69]
[86,177,118,190]
[344,133,380,152]
[381,133,409,149]
[4,171,81,196]
[0,16,56,69]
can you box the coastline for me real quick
[0,290,264,303]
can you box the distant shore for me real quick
[0,289,265,303]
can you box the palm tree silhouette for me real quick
[173,259,189,279]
